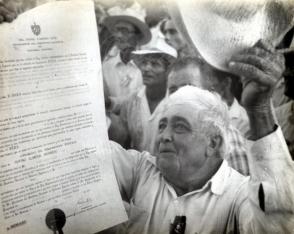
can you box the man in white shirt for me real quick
[117,33,177,151]
[104,40,293,234]
[0,3,292,234]
[102,3,151,102]
[143,57,249,175]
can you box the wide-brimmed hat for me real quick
[132,26,177,64]
[167,0,294,71]
[103,2,151,45]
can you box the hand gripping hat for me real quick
[103,2,152,46]
[167,0,294,71]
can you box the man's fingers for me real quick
[254,39,275,53]
[245,47,273,59]
[231,54,282,77]
[244,42,285,69]
[228,61,277,88]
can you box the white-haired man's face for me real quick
[155,104,212,190]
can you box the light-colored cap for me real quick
[103,2,151,45]
[132,26,177,63]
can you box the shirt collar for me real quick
[229,98,241,119]
[148,94,168,122]
[147,155,230,196]
[208,160,230,195]
[104,45,138,68]
[137,86,146,98]
[105,45,120,59]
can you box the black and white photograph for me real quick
[0,0,293,233]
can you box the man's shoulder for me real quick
[221,161,249,197]
[121,88,146,109]
[109,141,157,166]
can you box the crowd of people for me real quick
[98,1,294,233]
[1,0,294,233]
[98,1,294,158]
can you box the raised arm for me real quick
[229,40,285,140]
[228,40,294,232]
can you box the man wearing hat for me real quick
[102,2,152,104]
[112,32,177,151]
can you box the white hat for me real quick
[103,2,151,45]
[132,26,177,63]
[168,0,294,71]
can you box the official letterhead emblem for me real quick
[31,22,41,36]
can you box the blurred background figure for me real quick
[160,17,199,59]
[199,63,250,136]
[102,2,151,106]
[109,31,177,151]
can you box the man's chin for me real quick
[116,44,135,52]
[143,79,154,86]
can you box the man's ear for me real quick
[206,134,223,158]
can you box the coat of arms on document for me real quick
[31,22,41,36]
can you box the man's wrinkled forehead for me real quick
[160,102,200,126]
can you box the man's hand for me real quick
[229,40,285,108]
[0,2,17,23]
[228,40,285,139]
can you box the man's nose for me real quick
[142,61,153,71]
[114,30,124,39]
[165,33,171,43]
[160,127,173,143]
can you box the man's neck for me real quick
[119,47,135,64]
[225,93,234,107]
[145,83,167,113]
[173,159,223,196]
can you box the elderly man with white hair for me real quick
[102,40,294,234]
[0,3,293,234]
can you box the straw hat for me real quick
[104,2,151,45]
[168,0,294,71]
[132,26,177,64]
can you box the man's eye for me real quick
[158,122,166,132]
[173,123,189,133]
[168,29,177,35]
[152,61,161,67]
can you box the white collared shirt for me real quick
[228,98,250,136]
[108,127,294,234]
[120,86,166,152]
[275,100,294,157]
[102,46,143,98]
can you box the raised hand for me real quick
[228,40,285,139]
